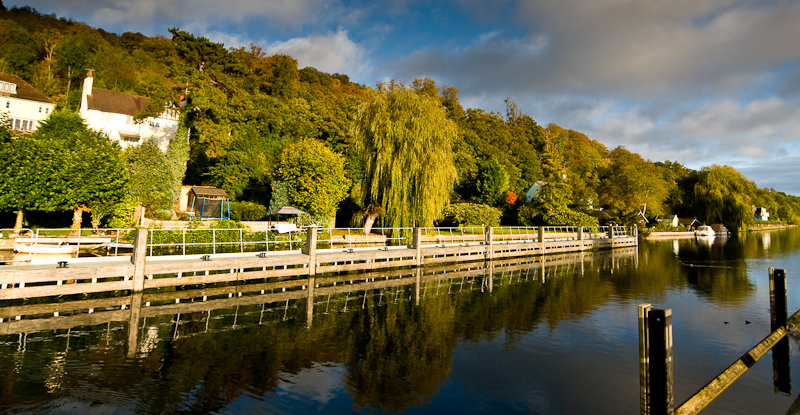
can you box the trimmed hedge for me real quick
[441,203,502,227]
[230,201,267,221]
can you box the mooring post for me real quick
[608,225,615,241]
[647,308,674,415]
[770,268,788,330]
[485,226,494,260]
[639,303,652,415]
[770,268,791,394]
[413,227,422,267]
[304,226,318,276]
[131,228,148,292]
[577,227,585,250]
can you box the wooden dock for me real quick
[0,226,637,300]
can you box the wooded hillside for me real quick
[2,4,798,231]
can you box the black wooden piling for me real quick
[770,268,791,394]
[648,308,674,415]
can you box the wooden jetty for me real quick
[0,225,637,300]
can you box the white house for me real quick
[0,73,56,132]
[78,71,179,151]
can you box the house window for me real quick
[39,105,42,113]
[0,81,16,94]
[5,101,8,109]
[45,107,50,114]
[11,118,33,131]
[149,121,160,128]
[126,115,133,125]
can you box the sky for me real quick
[10,0,800,195]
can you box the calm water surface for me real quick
[2,229,800,414]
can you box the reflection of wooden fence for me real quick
[0,226,636,301]
[640,268,795,415]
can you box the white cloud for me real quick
[266,29,370,79]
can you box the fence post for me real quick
[538,226,545,254]
[608,225,615,241]
[131,228,148,292]
[485,226,494,260]
[304,226,318,276]
[413,227,422,267]
[643,307,673,415]
[306,276,315,327]
[577,227,584,250]
[126,292,143,357]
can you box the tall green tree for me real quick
[353,83,458,231]
[0,111,127,229]
[124,139,175,214]
[476,158,509,206]
[599,147,671,225]
[278,138,350,221]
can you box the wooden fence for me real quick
[0,226,637,300]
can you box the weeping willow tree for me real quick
[693,165,755,232]
[352,82,458,232]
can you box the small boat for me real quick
[14,237,113,254]
[695,225,716,237]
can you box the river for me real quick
[1,229,800,414]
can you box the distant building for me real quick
[525,181,548,203]
[78,71,179,151]
[656,215,679,228]
[753,207,770,221]
[678,218,700,230]
[0,72,56,132]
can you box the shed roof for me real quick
[87,87,150,116]
[0,73,56,104]
[190,186,228,198]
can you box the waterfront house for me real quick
[656,215,679,228]
[78,71,179,151]
[678,218,700,230]
[0,72,56,132]
[753,207,770,221]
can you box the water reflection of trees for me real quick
[0,230,792,413]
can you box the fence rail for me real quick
[3,225,636,262]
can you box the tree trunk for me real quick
[14,210,24,232]
[71,205,85,230]
[362,206,381,235]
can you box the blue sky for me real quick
[11,0,800,194]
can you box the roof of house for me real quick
[86,87,150,116]
[0,73,56,104]
[190,186,228,198]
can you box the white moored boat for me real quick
[695,225,716,237]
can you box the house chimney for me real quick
[79,70,94,117]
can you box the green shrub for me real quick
[230,201,267,221]
[154,209,174,220]
[441,203,502,227]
